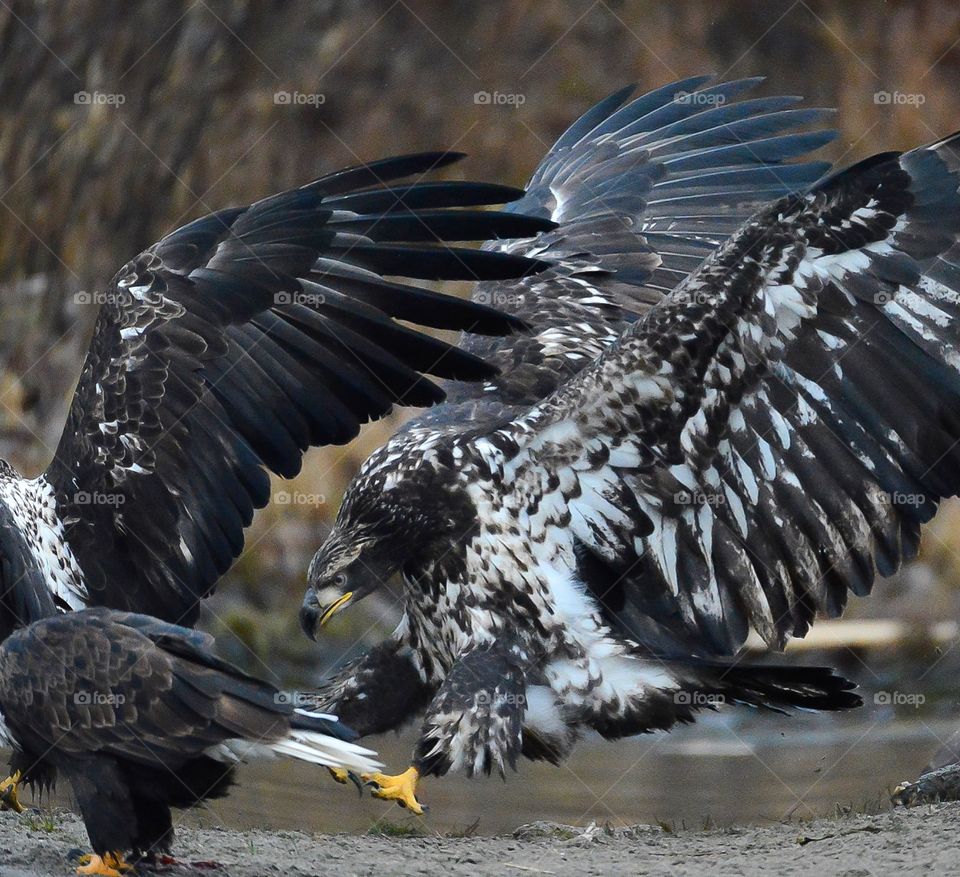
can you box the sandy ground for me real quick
[0,804,956,877]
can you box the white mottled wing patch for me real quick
[467,136,960,656]
[0,476,87,610]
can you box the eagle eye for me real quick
[334,572,349,590]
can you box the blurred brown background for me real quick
[2,0,960,689]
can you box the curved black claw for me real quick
[328,766,366,797]
[348,770,365,797]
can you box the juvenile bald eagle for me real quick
[302,75,960,814]
[0,608,381,875]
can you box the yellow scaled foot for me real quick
[76,851,131,876]
[362,766,425,815]
[0,771,23,813]
[328,766,364,795]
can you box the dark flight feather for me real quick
[31,153,553,625]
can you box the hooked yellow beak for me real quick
[319,591,354,627]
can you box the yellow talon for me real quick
[328,766,350,784]
[76,851,131,876]
[362,766,425,815]
[0,771,24,813]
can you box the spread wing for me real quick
[447,76,837,411]
[474,133,960,656]
[43,153,552,625]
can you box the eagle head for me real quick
[300,526,383,640]
[300,435,473,640]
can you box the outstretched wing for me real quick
[473,133,960,656]
[43,153,552,625]
[449,76,837,410]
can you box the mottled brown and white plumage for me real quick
[303,76,960,789]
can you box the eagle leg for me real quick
[75,852,132,877]
[312,639,435,738]
[412,640,527,782]
[0,770,24,813]
[327,766,365,795]
[361,766,425,815]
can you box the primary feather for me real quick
[0,152,553,633]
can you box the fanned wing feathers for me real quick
[452,76,837,410]
[475,132,960,656]
[44,153,553,625]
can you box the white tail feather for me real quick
[205,731,381,774]
[271,730,382,773]
[293,707,339,722]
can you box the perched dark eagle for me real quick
[0,154,553,867]
[0,608,381,875]
[302,75,960,814]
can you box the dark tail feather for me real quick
[685,661,862,713]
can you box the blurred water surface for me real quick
[174,709,948,835]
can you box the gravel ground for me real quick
[0,803,955,877]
